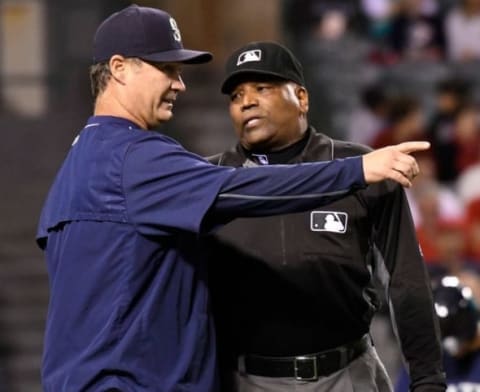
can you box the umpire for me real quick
[208,41,446,392]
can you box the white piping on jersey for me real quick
[84,123,100,129]
[218,189,350,200]
[72,123,100,145]
[218,137,349,200]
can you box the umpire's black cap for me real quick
[93,4,212,64]
[221,41,305,94]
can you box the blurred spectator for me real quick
[457,152,480,205]
[409,150,465,266]
[445,0,480,63]
[428,78,471,184]
[361,0,393,23]
[453,104,480,173]
[406,151,464,227]
[307,2,367,47]
[396,274,480,391]
[414,183,443,261]
[457,270,480,300]
[298,2,374,138]
[361,0,397,65]
[346,83,390,145]
[282,0,363,54]
[414,185,465,265]
[434,219,469,275]
[466,198,480,262]
[372,95,425,148]
[386,0,446,63]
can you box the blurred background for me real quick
[2,0,480,390]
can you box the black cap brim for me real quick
[140,49,213,64]
[221,69,294,94]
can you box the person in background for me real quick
[396,274,480,391]
[445,0,480,62]
[372,95,425,149]
[347,83,390,146]
[452,104,480,173]
[457,153,480,207]
[427,78,471,184]
[465,198,480,262]
[207,40,445,392]
[405,150,463,228]
[387,0,445,62]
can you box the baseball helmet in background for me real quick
[432,276,479,356]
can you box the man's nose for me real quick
[172,75,186,92]
[241,90,258,110]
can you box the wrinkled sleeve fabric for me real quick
[122,136,235,236]
[123,136,366,236]
[369,181,446,391]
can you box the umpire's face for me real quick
[228,78,309,151]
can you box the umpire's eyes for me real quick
[230,92,241,102]
[256,84,271,92]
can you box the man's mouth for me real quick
[244,116,262,129]
[162,98,175,109]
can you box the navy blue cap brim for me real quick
[221,69,294,94]
[139,49,212,64]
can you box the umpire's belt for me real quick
[243,334,369,381]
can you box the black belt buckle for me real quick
[293,356,318,381]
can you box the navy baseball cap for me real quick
[93,4,212,64]
[221,41,305,94]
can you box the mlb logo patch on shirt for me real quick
[310,211,348,233]
[237,50,262,65]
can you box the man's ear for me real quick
[296,86,309,114]
[108,55,128,85]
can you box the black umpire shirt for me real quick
[207,127,446,390]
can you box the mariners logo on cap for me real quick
[169,17,182,42]
[237,49,262,66]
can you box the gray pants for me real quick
[233,344,393,392]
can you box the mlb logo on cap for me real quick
[221,41,305,94]
[237,50,262,66]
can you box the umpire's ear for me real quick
[295,85,309,115]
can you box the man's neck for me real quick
[94,93,148,130]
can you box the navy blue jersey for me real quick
[37,116,366,391]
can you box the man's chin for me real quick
[157,110,174,124]
[242,130,271,147]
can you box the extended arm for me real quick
[123,136,428,235]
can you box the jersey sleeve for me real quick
[212,157,366,220]
[123,136,367,236]
[368,182,446,390]
[122,136,235,236]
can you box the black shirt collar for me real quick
[242,128,311,165]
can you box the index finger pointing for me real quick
[394,141,431,154]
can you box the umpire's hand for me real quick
[362,141,430,188]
